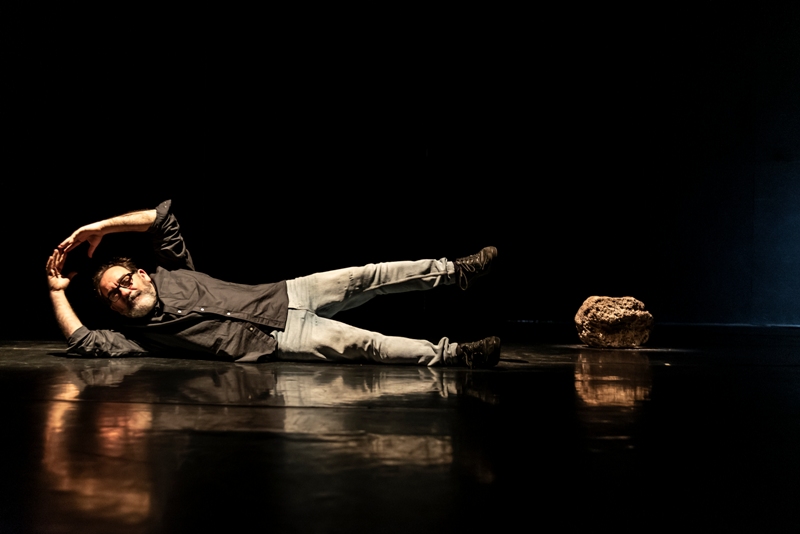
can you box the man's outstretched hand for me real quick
[58,223,106,257]
[57,208,157,257]
[46,249,76,291]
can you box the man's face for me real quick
[99,266,158,318]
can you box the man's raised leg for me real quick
[285,247,498,318]
[286,258,455,318]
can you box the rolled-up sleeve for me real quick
[148,200,195,271]
[67,326,150,358]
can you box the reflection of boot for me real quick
[453,246,498,290]
[452,336,501,369]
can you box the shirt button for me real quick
[227,312,231,315]
[200,308,204,311]
[177,310,182,314]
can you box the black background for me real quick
[4,3,800,341]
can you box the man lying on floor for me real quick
[46,200,501,368]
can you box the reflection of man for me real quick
[46,200,501,368]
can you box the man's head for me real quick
[93,258,158,318]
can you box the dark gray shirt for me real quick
[67,200,289,362]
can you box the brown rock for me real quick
[574,296,654,348]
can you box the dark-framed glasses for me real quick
[105,271,135,304]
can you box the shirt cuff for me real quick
[148,200,173,233]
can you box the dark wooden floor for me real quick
[2,326,800,532]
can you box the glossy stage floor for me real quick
[2,325,799,533]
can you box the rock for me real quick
[574,296,654,348]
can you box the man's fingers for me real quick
[59,229,83,252]
[46,251,59,275]
[59,230,102,257]
[59,239,78,253]
[47,249,67,274]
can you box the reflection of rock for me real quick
[574,296,654,348]
[575,350,651,407]
[574,350,652,452]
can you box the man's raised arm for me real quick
[59,207,157,258]
[58,200,193,271]
[46,248,83,339]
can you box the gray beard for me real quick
[123,290,157,318]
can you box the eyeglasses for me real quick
[105,271,135,305]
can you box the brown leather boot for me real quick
[453,246,498,290]
[453,336,501,368]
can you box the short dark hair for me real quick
[92,257,139,298]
